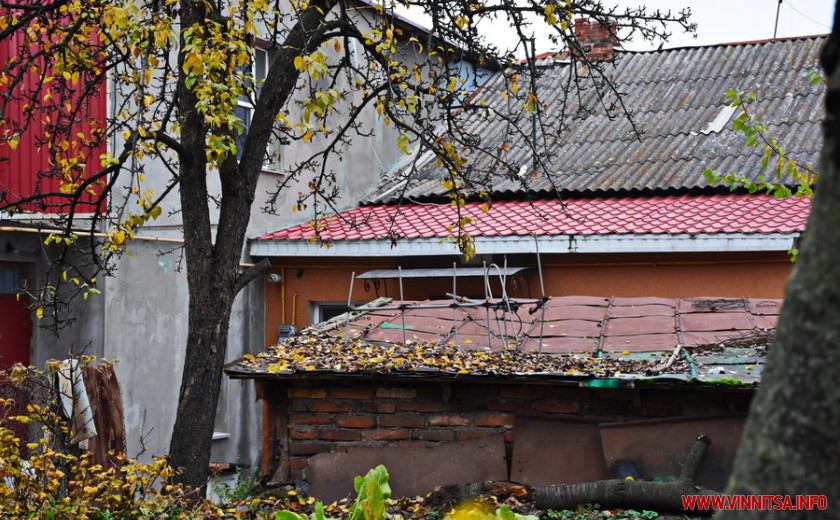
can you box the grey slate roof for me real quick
[365,37,824,204]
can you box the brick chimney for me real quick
[573,18,618,61]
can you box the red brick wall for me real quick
[261,380,752,484]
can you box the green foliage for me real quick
[271,466,391,520]
[211,467,262,506]
[704,80,818,198]
[351,465,391,520]
[545,505,658,519]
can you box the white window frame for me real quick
[309,301,365,325]
[235,48,283,174]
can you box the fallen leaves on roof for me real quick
[235,331,677,378]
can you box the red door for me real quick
[0,296,31,370]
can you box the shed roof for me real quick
[227,295,775,387]
[255,193,808,242]
[364,36,824,204]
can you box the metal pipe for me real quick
[280,267,286,324]
[535,234,547,354]
[452,262,459,348]
[398,266,407,345]
[483,261,492,349]
[487,262,511,348]
[0,226,184,243]
[349,300,543,313]
[291,292,298,328]
[501,256,520,349]
[345,271,355,343]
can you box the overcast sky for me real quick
[399,0,836,55]
[616,0,835,51]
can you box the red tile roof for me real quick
[256,194,809,241]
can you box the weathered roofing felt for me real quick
[227,296,775,386]
[255,193,808,241]
[364,37,824,203]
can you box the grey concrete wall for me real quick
[101,239,263,465]
[104,240,189,459]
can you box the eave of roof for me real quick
[251,232,798,258]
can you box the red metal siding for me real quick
[0,23,108,213]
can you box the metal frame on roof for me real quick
[345,244,549,351]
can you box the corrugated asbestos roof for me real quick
[364,37,824,203]
[255,193,808,241]
[227,295,774,386]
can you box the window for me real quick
[0,263,23,294]
[309,301,364,324]
[235,48,268,162]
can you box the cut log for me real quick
[427,436,721,516]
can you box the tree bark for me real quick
[535,436,719,514]
[166,0,331,494]
[427,437,719,515]
[716,4,840,518]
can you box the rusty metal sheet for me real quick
[541,305,608,322]
[677,298,749,313]
[522,336,599,353]
[679,311,754,332]
[748,299,782,315]
[456,319,502,336]
[365,327,442,344]
[608,303,675,318]
[535,319,602,338]
[680,330,751,346]
[444,334,512,350]
[599,414,746,491]
[611,297,675,307]
[602,333,679,352]
[753,315,777,330]
[399,316,456,335]
[604,316,676,336]
[510,416,608,486]
[548,296,611,306]
[307,436,507,502]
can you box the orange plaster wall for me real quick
[264,259,793,348]
[535,260,793,300]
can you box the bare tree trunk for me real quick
[716,4,840,518]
